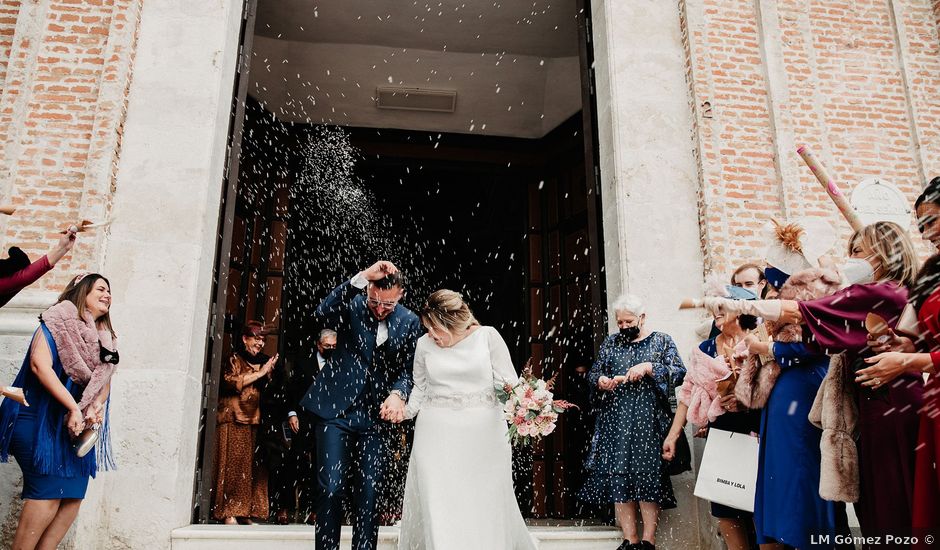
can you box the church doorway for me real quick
[194,0,607,523]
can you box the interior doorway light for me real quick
[375,87,457,113]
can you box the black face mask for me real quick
[619,326,640,341]
[320,348,334,361]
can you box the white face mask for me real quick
[842,258,875,286]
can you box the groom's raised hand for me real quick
[362,261,398,282]
[380,392,406,423]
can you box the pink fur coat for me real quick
[40,300,118,412]
[678,346,731,426]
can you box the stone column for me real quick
[591,0,710,547]
[68,1,245,548]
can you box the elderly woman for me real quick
[579,295,685,550]
[706,221,923,543]
[213,321,279,525]
[0,273,118,550]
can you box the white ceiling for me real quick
[255,0,580,57]
[249,0,583,138]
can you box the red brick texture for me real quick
[684,0,940,273]
[0,0,20,90]
[0,0,142,292]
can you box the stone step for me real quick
[170,524,625,550]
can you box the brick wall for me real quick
[0,0,20,90]
[684,0,940,274]
[0,0,142,293]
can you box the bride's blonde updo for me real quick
[420,289,479,334]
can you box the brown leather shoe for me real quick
[304,512,316,526]
[276,509,290,525]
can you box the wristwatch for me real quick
[389,389,406,401]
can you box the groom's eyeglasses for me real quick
[367,297,399,308]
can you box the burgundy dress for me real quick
[798,282,924,543]
[912,290,940,548]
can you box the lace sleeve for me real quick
[486,326,519,386]
[404,339,428,419]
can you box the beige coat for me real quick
[808,352,859,502]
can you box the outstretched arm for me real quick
[702,298,802,324]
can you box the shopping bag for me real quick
[693,428,759,512]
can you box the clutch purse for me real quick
[716,371,739,397]
[72,424,99,458]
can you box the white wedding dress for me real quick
[398,326,537,550]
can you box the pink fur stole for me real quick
[679,346,731,426]
[40,300,118,412]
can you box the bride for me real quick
[396,290,537,550]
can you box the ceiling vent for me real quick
[375,87,457,113]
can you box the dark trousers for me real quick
[314,414,385,550]
[275,414,319,514]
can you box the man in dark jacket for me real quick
[301,261,421,550]
[273,329,337,524]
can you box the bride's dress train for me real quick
[397,326,537,550]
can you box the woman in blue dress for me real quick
[739,266,850,550]
[742,336,849,549]
[579,294,686,550]
[0,273,118,550]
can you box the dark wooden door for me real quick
[524,114,605,519]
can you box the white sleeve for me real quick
[350,272,368,289]
[486,327,519,386]
[404,340,428,420]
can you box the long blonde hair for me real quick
[848,221,919,288]
[420,289,479,333]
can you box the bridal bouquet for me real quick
[495,362,577,447]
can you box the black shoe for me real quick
[639,541,655,550]
[616,541,638,550]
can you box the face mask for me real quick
[320,348,334,360]
[619,326,640,341]
[842,258,875,286]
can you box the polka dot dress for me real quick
[578,332,684,508]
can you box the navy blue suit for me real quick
[300,280,421,550]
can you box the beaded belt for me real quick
[423,389,499,410]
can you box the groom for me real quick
[301,261,422,550]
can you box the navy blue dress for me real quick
[754,342,849,548]
[0,325,97,499]
[699,338,762,519]
[579,332,686,508]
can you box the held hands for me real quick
[380,392,406,424]
[362,261,398,282]
[288,415,300,433]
